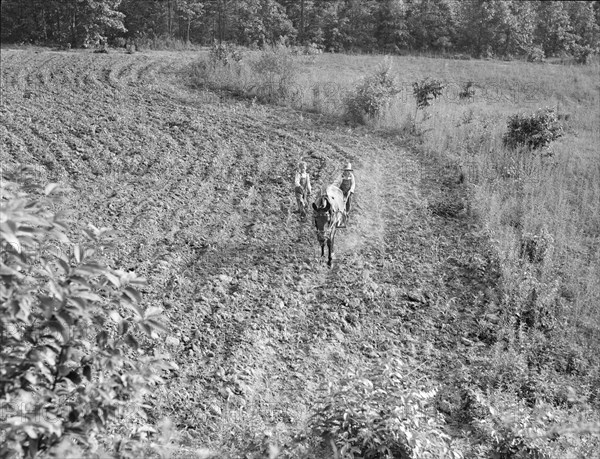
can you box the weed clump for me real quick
[309,358,460,458]
[527,47,545,63]
[209,40,243,67]
[458,81,475,100]
[249,44,299,104]
[411,77,445,125]
[519,227,554,265]
[413,77,445,110]
[193,42,300,105]
[503,108,563,151]
[346,57,402,124]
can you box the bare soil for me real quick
[1,49,502,456]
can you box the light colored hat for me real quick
[344,163,353,171]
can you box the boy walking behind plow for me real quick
[294,161,312,219]
[333,163,355,227]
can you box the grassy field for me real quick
[1,47,599,458]
[235,48,600,350]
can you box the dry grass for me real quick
[3,48,598,457]
[288,53,600,347]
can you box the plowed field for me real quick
[1,49,502,456]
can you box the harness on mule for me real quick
[313,185,345,236]
[338,177,352,196]
[312,185,346,267]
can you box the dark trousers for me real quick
[345,193,352,213]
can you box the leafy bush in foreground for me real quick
[309,358,462,458]
[0,169,171,458]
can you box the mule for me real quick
[312,185,345,267]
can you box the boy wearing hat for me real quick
[294,161,312,218]
[334,163,355,225]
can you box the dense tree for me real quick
[319,0,378,52]
[564,0,600,61]
[534,0,574,57]
[1,0,125,46]
[176,0,205,42]
[1,0,599,60]
[502,0,536,56]
[119,0,165,39]
[406,0,456,52]
[374,0,410,52]
[235,0,296,46]
[456,0,511,57]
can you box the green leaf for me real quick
[47,280,65,302]
[68,297,87,310]
[57,258,70,275]
[66,370,82,384]
[143,306,162,319]
[76,291,102,302]
[44,183,60,195]
[124,286,142,303]
[75,263,105,276]
[68,276,92,289]
[121,295,144,317]
[117,318,128,335]
[146,318,168,334]
[104,271,121,287]
[1,222,21,253]
[96,330,108,346]
[128,276,148,286]
[47,319,69,343]
[125,334,139,349]
[73,244,84,263]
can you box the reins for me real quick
[314,209,339,240]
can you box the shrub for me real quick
[112,37,127,48]
[194,43,301,106]
[502,108,564,151]
[413,77,445,111]
[290,42,323,56]
[527,47,545,63]
[412,77,445,124]
[0,169,171,458]
[134,34,197,51]
[519,228,554,265]
[571,44,595,65]
[346,57,402,124]
[209,40,243,67]
[309,358,462,458]
[459,81,476,101]
[248,44,299,104]
[474,411,552,459]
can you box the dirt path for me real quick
[1,49,502,456]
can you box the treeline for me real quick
[1,0,599,60]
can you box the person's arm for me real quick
[349,174,356,193]
[306,174,312,194]
[333,174,342,188]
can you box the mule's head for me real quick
[312,198,331,243]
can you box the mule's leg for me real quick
[328,225,337,267]
[320,242,325,259]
